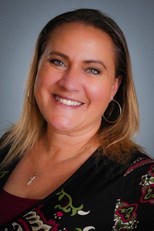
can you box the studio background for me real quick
[0,0,153,156]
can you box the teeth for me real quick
[55,96,82,106]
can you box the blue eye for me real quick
[86,68,101,75]
[50,59,66,67]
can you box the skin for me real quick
[4,23,122,199]
[34,23,121,144]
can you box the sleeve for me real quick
[112,160,154,231]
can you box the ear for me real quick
[110,76,122,100]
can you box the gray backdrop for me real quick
[0,0,154,156]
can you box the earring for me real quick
[103,99,122,123]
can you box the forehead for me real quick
[41,23,116,76]
[45,22,115,57]
[48,22,113,42]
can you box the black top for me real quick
[0,146,154,230]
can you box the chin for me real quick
[48,117,77,133]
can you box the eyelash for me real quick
[49,59,101,76]
[86,68,101,75]
[49,59,66,67]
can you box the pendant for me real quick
[27,172,38,186]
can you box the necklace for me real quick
[26,143,93,187]
[27,172,38,186]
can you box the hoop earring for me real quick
[103,99,122,124]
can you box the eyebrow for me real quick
[48,51,107,70]
[48,51,69,60]
[84,60,107,70]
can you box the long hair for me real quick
[0,8,142,168]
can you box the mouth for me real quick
[54,95,83,107]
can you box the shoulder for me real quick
[0,146,10,164]
[0,131,14,161]
[121,151,154,194]
[95,150,153,177]
[112,152,154,230]
[124,151,154,177]
[123,152,154,203]
[121,152,154,203]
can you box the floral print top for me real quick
[0,147,154,230]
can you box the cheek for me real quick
[34,70,53,96]
[34,72,49,105]
[34,76,42,103]
[88,82,112,106]
[35,61,55,87]
[35,71,48,88]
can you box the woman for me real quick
[0,8,153,230]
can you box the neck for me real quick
[26,128,100,186]
[38,127,100,162]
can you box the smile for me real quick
[55,95,83,107]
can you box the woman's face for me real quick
[34,23,121,136]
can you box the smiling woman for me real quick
[34,23,119,134]
[0,8,154,230]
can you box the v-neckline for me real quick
[40,149,99,201]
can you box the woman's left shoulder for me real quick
[112,152,154,230]
[123,151,154,177]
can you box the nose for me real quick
[58,67,82,92]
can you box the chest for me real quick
[1,170,120,230]
[3,155,88,199]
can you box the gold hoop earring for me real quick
[103,99,122,124]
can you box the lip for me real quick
[53,94,84,107]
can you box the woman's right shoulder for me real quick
[0,133,11,163]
